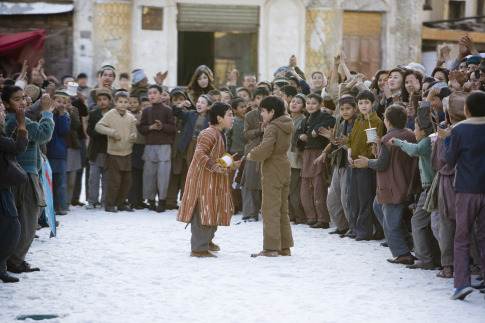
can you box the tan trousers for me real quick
[261,176,294,251]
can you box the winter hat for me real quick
[132,69,147,85]
[466,55,482,67]
[24,84,42,103]
[101,64,115,73]
[446,91,467,122]
[273,66,293,77]
[53,90,70,98]
[415,105,434,136]
[406,62,426,76]
[273,76,290,86]
[200,94,213,105]
[170,87,187,99]
[95,88,112,100]
[338,95,356,107]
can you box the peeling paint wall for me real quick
[305,7,342,76]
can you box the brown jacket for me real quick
[137,103,176,145]
[376,129,421,205]
[176,126,234,226]
[250,114,294,184]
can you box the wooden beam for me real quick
[422,28,485,43]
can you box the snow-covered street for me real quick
[1,206,484,322]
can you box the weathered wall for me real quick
[382,0,424,69]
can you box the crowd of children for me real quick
[0,35,484,301]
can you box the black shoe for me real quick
[310,221,329,229]
[105,206,118,213]
[371,231,385,240]
[306,221,317,226]
[156,200,166,213]
[166,204,179,210]
[380,241,389,247]
[148,199,157,211]
[329,228,348,235]
[118,204,134,212]
[344,233,357,239]
[0,272,19,283]
[132,203,145,210]
[7,261,40,273]
[355,236,370,241]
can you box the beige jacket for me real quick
[95,109,137,156]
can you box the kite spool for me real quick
[365,128,377,143]
[67,82,78,96]
[216,153,234,168]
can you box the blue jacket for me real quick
[4,112,54,174]
[46,112,71,160]
[445,118,485,194]
[171,106,210,153]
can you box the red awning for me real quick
[0,30,45,68]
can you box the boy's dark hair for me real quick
[61,74,74,85]
[356,90,375,103]
[252,87,269,98]
[288,76,299,85]
[77,73,87,80]
[230,97,246,110]
[466,90,485,117]
[280,85,297,98]
[170,92,186,103]
[260,95,286,120]
[237,87,252,98]
[384,104,407,129]
[208,89,222,97]
[1,85,22,105]
[120,72,129,80]
[422,77,435,85]
[209,102,231,125]
[139,96,150,103]
[114,91,129,101]
[149,84,163,93]
[306,93,323,104]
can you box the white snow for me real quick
[1,206,484,322]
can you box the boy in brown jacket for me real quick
[248,96,295,257]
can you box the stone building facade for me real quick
[71,0,427,87]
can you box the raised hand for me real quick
[40,93,52,112]
[318,126,334,140]
[289,55,297,68]
[154,71,168,85]
[16,107,26,130]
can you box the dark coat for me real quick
[87,108,109,163]
[294,110,336,150]
[171,105,210,153]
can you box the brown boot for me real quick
[190,251,217,258]
[209,242,220,252]
[278,248,291,256]
[251,250,279,258]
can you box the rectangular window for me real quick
[449,1,465,20]
[142,6,163,31]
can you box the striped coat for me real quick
[176,126,234,226]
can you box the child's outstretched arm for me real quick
[248,126,276,162]
[391,137,431,158]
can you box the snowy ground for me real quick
[1,205,484,323]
